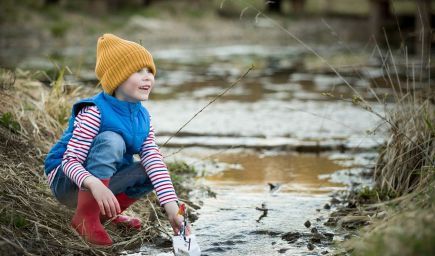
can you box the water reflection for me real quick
[205,152,348,193]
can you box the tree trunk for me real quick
[143,0,152,6]
[369,0,391,45]
[44,0,60,5]
[266,0,282,13]
[107,0,121,10]
[291,0,306,14]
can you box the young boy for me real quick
[44,33,190,246]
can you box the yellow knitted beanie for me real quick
[95,33,157,94]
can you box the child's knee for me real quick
[94,131,126,155]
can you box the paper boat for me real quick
[173,234,201,256]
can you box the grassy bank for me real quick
[0,68,203,255]
[344,93,435,255]
[326,60,434,255]
[348,184,435,256]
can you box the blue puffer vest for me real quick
[44,92,151,175]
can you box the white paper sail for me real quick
[173,234,201,256]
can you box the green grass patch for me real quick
[50,21,71,38]
[167,161,197,176]
[0,210,30,229]
[347,182,435,256]
[0,112,20,133]
[356,186,397,204]
[351,202,435,256]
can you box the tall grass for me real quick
[4,67,84,151]
[374,96,434,196]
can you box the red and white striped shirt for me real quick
[46,105,178,206]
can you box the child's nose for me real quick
[143,74,154,81]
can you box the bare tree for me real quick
[266,0,282,13]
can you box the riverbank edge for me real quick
[325,173,435,256]
[325,120,435,255]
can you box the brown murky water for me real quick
[205,152,347,193]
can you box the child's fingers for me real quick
[98,201,106,215]
[107,199,116,218]
[103,200,112,217]
[109,197,118,217]
[114,197,121,214]
[173,227,179,235]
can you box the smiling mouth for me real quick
[139,85,150,91]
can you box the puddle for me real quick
[203,152,346,193]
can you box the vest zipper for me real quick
[130,104,136,150]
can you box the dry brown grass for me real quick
[0,124,166,256]
[374,97,434,196]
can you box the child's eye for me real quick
[137,67,151,74]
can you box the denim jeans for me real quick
[50,131,154,209]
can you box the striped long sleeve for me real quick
[60,105,101,188]
[139,122,178,206]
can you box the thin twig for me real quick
[161,65,254,148]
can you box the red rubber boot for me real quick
[71,178,113,246]
[101,192,141,230]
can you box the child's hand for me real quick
[84,176,121,218]
[164,201,192,236]
[168,213,192,236]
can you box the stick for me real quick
[161,65,254,148]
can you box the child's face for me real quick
[114,67,155,102]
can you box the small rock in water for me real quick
[310,233,325,243]
[153,236,172,248]
[344,234,352,240]
[310,227,318,233]
[321,250,329,254]
[324,217,337,227]
[250,230,282,236]
[324,203,331,210]
[307,242,315,250]
[251,230,281,236]
[281,232,301,243]
[304,220,311,228]
[323,232,334,240]
[351,181,361,187]
[347,200,357,208]
[272,241,276,245]
[330,197,341,204]
[278,248,289,253]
